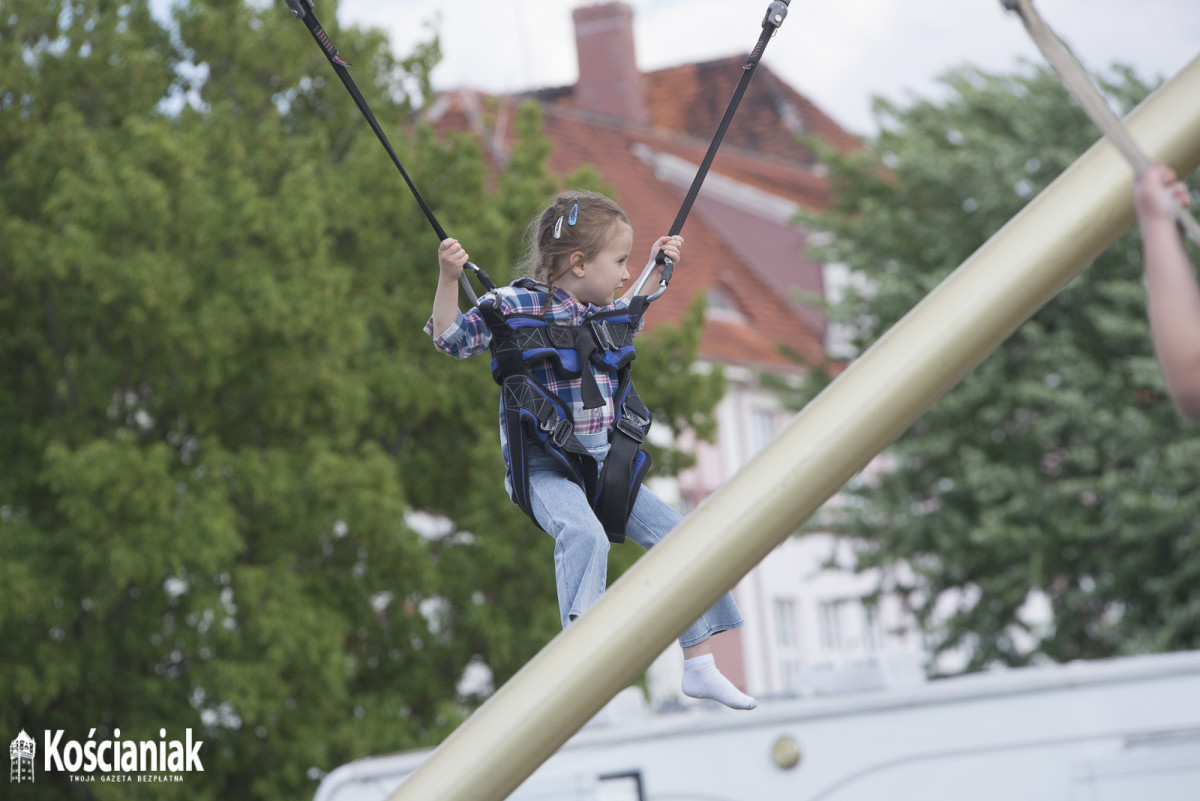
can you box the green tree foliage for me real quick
[799,63,1200,673]
[0,0,722,797]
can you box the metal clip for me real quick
[541,417,574,448]
[762,0,789,29]
[615,406,649,443]
[286,0,313,20]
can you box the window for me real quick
[863,604,880,653]
[704,286,746,322]
[818,600,844,652]
[751,407,776,456]
[773,599,798,649]
[774,599,803,693]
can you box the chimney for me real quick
[572,3,649,124]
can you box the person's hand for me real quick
[438,238,469,280]
[651,234,684,266]
[1135,163,1191,225]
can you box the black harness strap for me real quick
[667,1,791,238]
[579,5,795,528]
[595,379,652,537]
[285,0,496,301]
[573,318,636,410]
[629,0,792,301]
[592,295,654,538]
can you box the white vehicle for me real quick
[315,649,1200,801]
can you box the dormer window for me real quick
[705,286,747,323]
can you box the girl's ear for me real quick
[569,251,587,276]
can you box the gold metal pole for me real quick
[388,53,1200,801]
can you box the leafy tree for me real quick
[0,0,723,797]
[799,63,1200,673]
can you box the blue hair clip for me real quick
[568,203,579,226]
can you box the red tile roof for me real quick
[541,56,859,184]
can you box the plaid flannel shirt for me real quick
[424,281,642,476]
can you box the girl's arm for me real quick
[431,238,469,339]
[1137,164,1200,418]
[622,235,684,303]
[426,238,495,359]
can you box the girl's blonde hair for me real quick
[518,191,630,307]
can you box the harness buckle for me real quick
[541,416,574,448]
[590,319,618,351]
[614,406,649,443]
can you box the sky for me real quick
[333,0,1200,137]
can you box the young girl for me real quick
[1135,163,1200,419]
[425,191,755,710]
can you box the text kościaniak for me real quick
[43,728,204,776]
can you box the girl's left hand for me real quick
[651,234,684,266]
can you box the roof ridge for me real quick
[527,97,827,176]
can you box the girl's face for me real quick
[571,222,633,306]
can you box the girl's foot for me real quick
[681,653,757,710]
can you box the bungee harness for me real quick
[480,280,653,542]
[286,0,791,538]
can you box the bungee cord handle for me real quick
[630,0,791,304]
[285,0,496,305]
[1002,0,1200,246]
[629,253,675,303]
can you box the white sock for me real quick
[681,654,757,710]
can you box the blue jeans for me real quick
[527,432,744,648]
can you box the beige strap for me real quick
[1009,0,1200,246]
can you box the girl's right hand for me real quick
[438,238,469,279]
